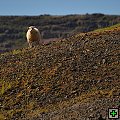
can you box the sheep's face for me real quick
[28,26,35,29]
[28,26,35,32]
[29,28,38,35]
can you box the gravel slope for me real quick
[0,27,120,120]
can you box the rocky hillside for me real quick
[0,25,120,120]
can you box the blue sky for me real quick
[0,0,120,16]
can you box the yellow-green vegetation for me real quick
[12,49,22,55]
[0,113,5,120]
[0,26,120,119]
[0,51,10,56]
[94,23,120,32]
[0,80,11,95]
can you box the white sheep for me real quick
[26,26,42,48]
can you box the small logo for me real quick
[108,108,119,119]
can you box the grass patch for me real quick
[0,80,11,95]
[94,23,120,32]
[12,49,22,55]
[0,113,5,120]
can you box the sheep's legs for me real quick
[28,40,43,48]
[28,42,33,48]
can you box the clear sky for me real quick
[0,0,120,16]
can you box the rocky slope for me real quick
[0,26,120,120]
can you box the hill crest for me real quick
[0,13,120,52]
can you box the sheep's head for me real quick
[27,26,35,31]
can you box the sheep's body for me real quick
[26,26,42,48]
